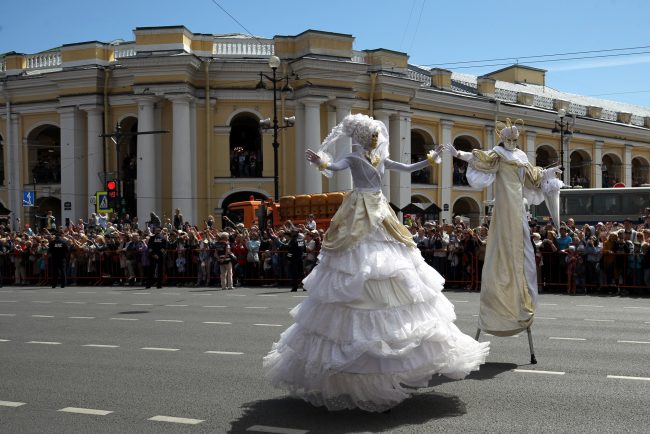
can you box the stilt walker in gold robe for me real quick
[444,119,563,364]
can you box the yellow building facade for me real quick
[1,26,650,229]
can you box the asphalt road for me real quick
[1,284,649,434]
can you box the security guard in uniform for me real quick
[48,231,69,288]
[146,227,167,288]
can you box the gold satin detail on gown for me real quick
[322,191,415,253]
[472,150,544,336]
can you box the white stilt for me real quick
[527,327,537,364]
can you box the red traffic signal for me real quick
[106,179,117,198]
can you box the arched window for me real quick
[535,145,557,169]
[632,157,650,187]
[27,125,61,184]
[569,150,591,188]
[230,113,263,178]
[452,136,480,186]
[411,130,435,184]
[601,154,622,188]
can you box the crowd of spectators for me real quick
[1,208,649,296]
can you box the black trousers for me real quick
[50,259,66,288]
[147,254,165,288]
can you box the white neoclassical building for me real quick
[2,26,650,229]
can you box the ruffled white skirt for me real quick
[263,227,489,412]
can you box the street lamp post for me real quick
[552,108,575,182]
[258,55,294,202]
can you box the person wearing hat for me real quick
[215,232,234,290]
[265,113,487,413]
[146,226,167,288]
[445,119,564,363]
[48,231,69,288]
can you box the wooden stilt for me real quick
[526,327,537,364]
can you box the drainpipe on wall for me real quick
[204,58,211,222]
[369,72,377,117]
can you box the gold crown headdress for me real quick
[495,118,524,148]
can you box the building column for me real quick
[302,97,327,195]
[136,96,158,222]
[374,110,391,200]
[594,140,603,188]
[168,94,194,224]
[332,98,354,192]
[389,112,412,213]
[624,143,633,187]
[190,100,198,221]
[5,113,21,229]
[294,102,305,195]
[58,106,85,225]
[525,130,537,165]
[82,106,103,219]
[440,119,454,222]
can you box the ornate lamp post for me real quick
[257,55,295,201]
[551,108,575,182]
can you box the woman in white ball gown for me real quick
[263,114,489,412]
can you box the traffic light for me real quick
[106,179,117,199]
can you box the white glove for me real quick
[544,166,562,179]
[305,149,321,165]
[443,143,458,158]
[427,144,443,164]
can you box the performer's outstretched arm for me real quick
[384,145,442,172]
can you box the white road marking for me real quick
[584,319,614,322]
[131,303,153,306]
[645,322,650,324]
[623,306,650,310]
[32,315,54,318]
[51,291,64,294]
[576,304,603,308]
[203,321,232,325]
[77,291,97,294]
[258,294,278,297]
[58,407,113,416]
[448,300,468,303]
[226,294,247,297]
[0,290,13,293]
[247,425,308,434]
[607,375,650,381]
[617,340,650,344]
[69,316,95,319]
[254,323,283,327]
[98,302,118,305]
[0,300,17,303]
[63,301,86,304]
[161,292,180,295]
[539,303,558,306]
[536,317,557,320]
[202,305,228,308]
[141,347,180,351]
[0,313,16,316]
[472,314,479,317]
[82,344,120,348]
[27,341,61,345]
[110,318,138,321]
[549,337,586,341]
[0,339,11,342]
[245,306,268,309]
[205,350,244,355]
[164,304,188,307]
[155,319,184,323]
[149,415,204,425]
[133,292,151,295]
[32,301,52,304]
[0,401,26,407]
[514,369,565,375]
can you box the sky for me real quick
[2,0,650,108]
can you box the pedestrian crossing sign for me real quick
[96,191,113,213]
[23,191,35,207]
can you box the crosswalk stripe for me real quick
[607,375,650,381]
[205,350,244,355]
[148,415,204,425]
[0,401,26,407]
[58,407,113,416]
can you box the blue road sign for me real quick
[96,191,113,213]
[23,191,35,207]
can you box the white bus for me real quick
[530,187,650,225]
